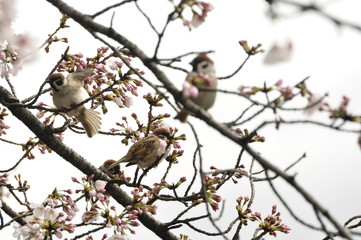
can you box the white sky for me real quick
[2,0,361,239]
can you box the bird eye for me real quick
[55,79,63,86]
[201,63,209,69]
[158,134,169,139]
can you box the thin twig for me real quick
[4,75,17,98]
[218,54,251,80]
[314,206,333,239]
[184,143,202,197]
[264,170,323,231]
[134,1,159,34]
[247,157,256,209]
[91,0,136,18]
[0,140,39,173]
[275,0,361,32]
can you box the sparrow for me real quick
[99,159,121,176]
[104,128,171,172]
[48,69,102,138]
[174,53,218,123]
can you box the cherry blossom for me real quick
[182,81,199,98]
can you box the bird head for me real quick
[152,128,171,140]
[99,159,121,176]
[47,73,65,92]
[190,53,215,74]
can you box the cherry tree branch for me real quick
[271,0,361,32]
[90,0,136,19]
[0,200,28,227]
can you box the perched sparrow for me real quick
[104,128,171,171]
[174,53,217,123]
[48,69,102,138]
[99,159,121,176]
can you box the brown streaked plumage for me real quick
[48,69,102,137]
[105,128,171,171]
[174,53,217,123]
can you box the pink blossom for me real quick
[63,223,76,233]
[304,93,325,116]
[88,189,96,197]
[63,205,77,220]
[114,96,133,108]
[196,72,214,86]
[106,60,118,70]
[124,82,139,96]
[124,96,133,107]
[157,139,167,155]
[35,233,45,240]
[94,180,107,191]
[82,210,99,223]
[148,205,158,215]
[96,192,105,201]
[30,203,45,218]
[183,1,213,30]
[46,198,57,207]
[173,141,181,149]
[114,97,124,107]
[198,1,214,11]
[129,214,138,220]
[210,202,219,211]
[183,20,192,30]
[108,234,129,240]
[13,223,30,238]
[44,208,59,223]
[71,176,79,183]
[54,229,63,239]
[182,81,199,98]
[115,61,123,68]
[340,96,350,112]
[135,68,145,75]
[279,86,294,100]
[275,79,283,87]
[190,14,203,28]
[0,119,10,136]
[280,224,291,233]
[65,189,73,194]
[94,64,107,73]
[28,222,40,231]
[0,50,6,61]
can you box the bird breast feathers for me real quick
[53,84,85,109]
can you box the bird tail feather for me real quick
[77,109,102,137]
[174,109,190,123]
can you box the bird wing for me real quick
[67,69,93,87]
[185,72,197,83]
[122,136,160,164]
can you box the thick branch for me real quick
[0,200,27,226]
